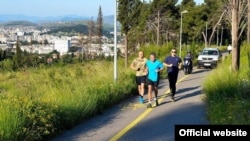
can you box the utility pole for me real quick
[114,0,118,83]
[179,10,188,58]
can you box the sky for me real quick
[0,0,204,17]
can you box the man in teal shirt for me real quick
[146,52,164,108]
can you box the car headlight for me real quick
[212,57,219,61]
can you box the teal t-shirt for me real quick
[146,59,164,81]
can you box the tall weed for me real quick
[204,42,250,124]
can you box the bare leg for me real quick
[137,85,141,95]
[154,86,158,98]
[154,86,159,106]
[140,83,145,96]
[147,85,152,103]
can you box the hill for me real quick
[0,14,114,25]
[1,20,37,26]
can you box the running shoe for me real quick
[154,97,159,106]
[139,97,144,103]
[171,97,175,102]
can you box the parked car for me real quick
[197,47,222,69]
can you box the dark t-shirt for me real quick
[184,55,192,62]
[184,54,193,61]
[164,56,182,73]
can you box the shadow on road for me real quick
[158,80,169,89]
[191,69,211,74]
[180,76,205,83]
[175,86,201,101]
[120,99,209,141]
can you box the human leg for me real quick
[136,76,145,103]
[170,73,178,101]
[140,83,145,96]
[139,83,145,103]
[147,85,153,108]
[147,85,152,103]
[168,72,177,101]
[135,76,141,95]
[137,85,141,95]
[168,72,174,94]
[140,75,146,96]
[190,60,193,72]
[147,79,154,108]
[153,83,159,106]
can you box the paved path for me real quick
[52,68,211,141]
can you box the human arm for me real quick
[163,62,173,67]
[155,61,165,72]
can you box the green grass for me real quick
[0,43,173,140]
[0,60,136,141]
[203,42,250,124]
[1,42,248,140]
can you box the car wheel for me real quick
[212,65,217,69]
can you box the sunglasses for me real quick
[171,51,176,53]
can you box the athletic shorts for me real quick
[135,75,147,85]
[147,78,159,87]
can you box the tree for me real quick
[128,2,151,49]
[0,49,3,61]
[199,0,226,46]
[207,10,226,46]
[87,17,95,59]
[179,0,225,46]
[77,33,88,61]
[13,41,22,70]
[147,0,178,46]
[247,0,250,42]
[118,0,142,67]
[226,0,247,71]
[97,6,103,53]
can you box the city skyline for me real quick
[0,0,204,18]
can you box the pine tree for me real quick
[97,6,103,53]
[87,17,95,59]
[13,41,22,70]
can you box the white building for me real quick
[54,39,71,55]
[0,34,7,43]
[0,44,8,50]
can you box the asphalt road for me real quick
[52,66,212,141]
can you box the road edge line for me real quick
[109,74,190,141]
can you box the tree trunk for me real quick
[157,10,160,46]
[248,0,250,42]
[125,34,128,68]
[208,10,226,46]
[202,32,207,47]
[232,0,240,71]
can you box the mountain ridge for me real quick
[0,14,114,25]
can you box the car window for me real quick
[202,50,208,55]
[202,50,218,55]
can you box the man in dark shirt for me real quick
[163,48,182,102]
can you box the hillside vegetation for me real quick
[0,60,135,140]
[0,43,250,140]
[0,44,173,141]
[203,42,250,124]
